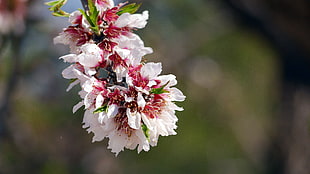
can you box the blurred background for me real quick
[0,0,309,173]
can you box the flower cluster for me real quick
[53,0,185,155]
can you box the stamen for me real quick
[114,108,134,137]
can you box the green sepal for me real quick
[150,81,170,94]
[78,9,99,34]
[45,0,69,17]
[78,8,93,25]
[93,104,108,114]
[86,0,97,14]
[117,3,142,15]
[142,123,150,140]
[45,0,60,6]
[52,11,69,17]
[87,0,99,23]
[78,0,100,35]
[78,8,88,20]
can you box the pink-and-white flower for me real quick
[54,0,185,155]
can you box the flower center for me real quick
[114,108,134,137]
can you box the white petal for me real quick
[157,74,177,87]
[107,104,119,118]
[137,92,146,108]
[69,10,82,24]
[53,33,68,45]
[115,11,149,29]
[84,92,96,109]
[115,48,131,59]
[141,62,162,79]
[108,131,127,156]
[73,101,84,113]
[95,0,115,11]
[141,113,152,131]
[113,34,153,64]
[127,109,141,129]
[78,44,102,67]
[71,68,91,84]
[95,94,104,109]
[84,67,97,76]
[135,128,150,153]
[66,79,79,92]
[62,65,77,79]
[98,112,107,124]
[60,54,77,63]
[125,95,134,102]
[147,80,157,87]
[114,66,127,82]
[81,16,92,32]
[78,90,87,99]
[82,110,109,142]
[170,87,186,102]
[82,79,94,93]
[169,102,184,111]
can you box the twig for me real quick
[81,0,89,12]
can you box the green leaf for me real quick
[78,0,100,35]
[142,124,150,140]
[87,0,96,14]
[93,104,108,114]
[52,11,69,17]
[117,3,142,15]
[86,0,99,25]
[45,0,59,6]
[46,0,67,12]
[45,0,69,17]
[78,8,87,18]
[79,8,92,25]
[150,81,170,94]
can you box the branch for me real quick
[81,0,89,12]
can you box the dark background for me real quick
[0,0,309,173]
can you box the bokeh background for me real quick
[0,0,309,173]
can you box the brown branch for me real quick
[81,0,89,11]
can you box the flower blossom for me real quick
[54,0,185,155]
